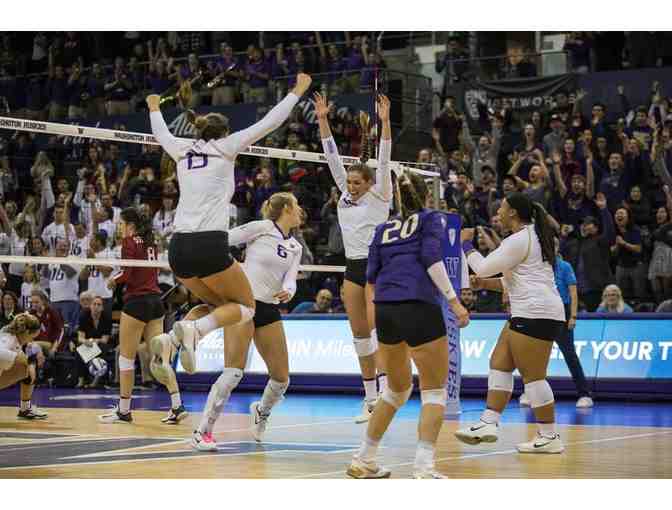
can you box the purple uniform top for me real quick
[367,209,444,305]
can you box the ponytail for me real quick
[121,207,155,247]
[185,110,230,141]
[359,111,371,164]
[532,202,556,269]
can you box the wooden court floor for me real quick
[1,406,670,478]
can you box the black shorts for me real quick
[253,300,282,329]
[123,294,165,323]
[344,258,368,287]
[509,317,565,342]
[169,231,234,279]
[376,300,446,348]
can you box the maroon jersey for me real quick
[113,236,161,302]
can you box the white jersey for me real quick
[21,282,40,311]
[41,222,76,255]
[158,251,175,287]
[322,137,392,259]
[46,263,80,303]
[466,225,564,321]
[153,209,176,242]
[150,93,299,234]
[70,235,90,258]
[88,248,116,300]
[228,220,302,305]
[8,231,27,276]
[0,331,19,375]
[97,220,116,247]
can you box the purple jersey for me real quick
[367,209,444,305]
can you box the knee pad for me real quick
[421,388,447,407]
[236,304,255,325]
[381,385,413,410]
[214,367,244,398]
[525,379,554,408]
[488,369,514,393]
[118,355,135,372]
[353,336,377,357]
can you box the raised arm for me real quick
[222,74,312,156]
[373,94,392,202]
[227,220,273,246]
[147,95,188,162]
[314,92,347,192]
[461,228,528,277]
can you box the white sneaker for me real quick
[173,321,199,374]
[98,406,132,424]
[517,432,565,454]
[190,430,218,452]
[576,396,594,408]
[250,401,270,442]
[454,420,499,445]
[519,393,531,407]
[444,401,462,416]
[354,398,377,424]
[413,467,447,479]
[346,457,391,479]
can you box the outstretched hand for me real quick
[312,92,332,120]
[377,94,390,122]
[146,94,161,111]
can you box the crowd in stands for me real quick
[0,31,671,388]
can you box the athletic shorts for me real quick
[509,317,565,342]
[169,231,234,279]
[344,258,368,287]
[123,294,165,323]
[376,300,446,348]
[253,300,282,329]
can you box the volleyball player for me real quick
[98,208,164,424]
[314,92,392,423]
[184,192,303,450]
[146,73,312,376]
[0,313,47,420]
[346,173,470,479]
[454,193,566,453]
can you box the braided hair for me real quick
[506,192,556,269]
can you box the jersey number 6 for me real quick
[381,213,420,244]
[186,152,209,170]
[277,245,288,258]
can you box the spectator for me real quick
[513,124,543,182]
[611,207,646,300]
[41,203,75,255]
[42,239,80,338]
[177,53,204,108]
[432,97,463,156]
[596,284,633,313]
[7,220,31,294]
[79,231,116,316]
[75,296,113,388]
[69,222,90,258]
[291,289,334,314]
[0,291,20,329]
[320,186,345,269]
[152,194,176,245]
[563,32,593,73]
[20,265,41,311]
[45,58,67,121]
[210,42,240,106]
[104,57,134,116]
[649,196,672,303]
[66,63,87,120]
[561,194,616,312]
[501,46,536,78]
[243,46,270,104]
[543,114,568,157]
[30,290,65,358]
[508,150,552,210]
[435,36,470,99]
[625,185,652,228]
[460,287,477,313]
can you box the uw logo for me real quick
[448,228,456,246]
[0,432,357,470]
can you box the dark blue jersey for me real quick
[367,209,445,305]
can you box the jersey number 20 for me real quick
[186,152,208,170]
[381,213,419,244]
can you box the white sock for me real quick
[363,378,377,401]
[377,373,388,394]
[259,379,288,415]
[480,408,501,425]
[119,397,131,414]
[193,314,219,337]
[20,400,30,411]
[414,440,435,470]
[538,422,556,438]
[357,436,379,463]
[170,392,182,409]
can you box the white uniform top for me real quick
[47,263,80,303]
[321,136,392,260]
[70,235,90,258]
[9,231,27,276]
[97,220,116,247]
[21,282,39,311]
[466,225,564,321]
[88,248,116,300]
[228,220,302,305]
[150,93,299,234]
[41,223,76,255]
[153,209,176,241]
[158,251,175,287]
[0,331,19,375]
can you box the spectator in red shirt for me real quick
[29,290,64,357]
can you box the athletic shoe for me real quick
[454,420,499,445]
[98,406,133,424]
[444,401,462,416]
[517,432,565,454]
[354,398,377,424]
[519,393,531,407]
[413,468,447,479]
[161,405,188,424]
[249,401,270,442]
[576,396,594,408]
[190,430,218,452]
[17,406,48,420]
[174,321,199,374]
[346,457,391,479]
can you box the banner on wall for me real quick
[180,316,672,380]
